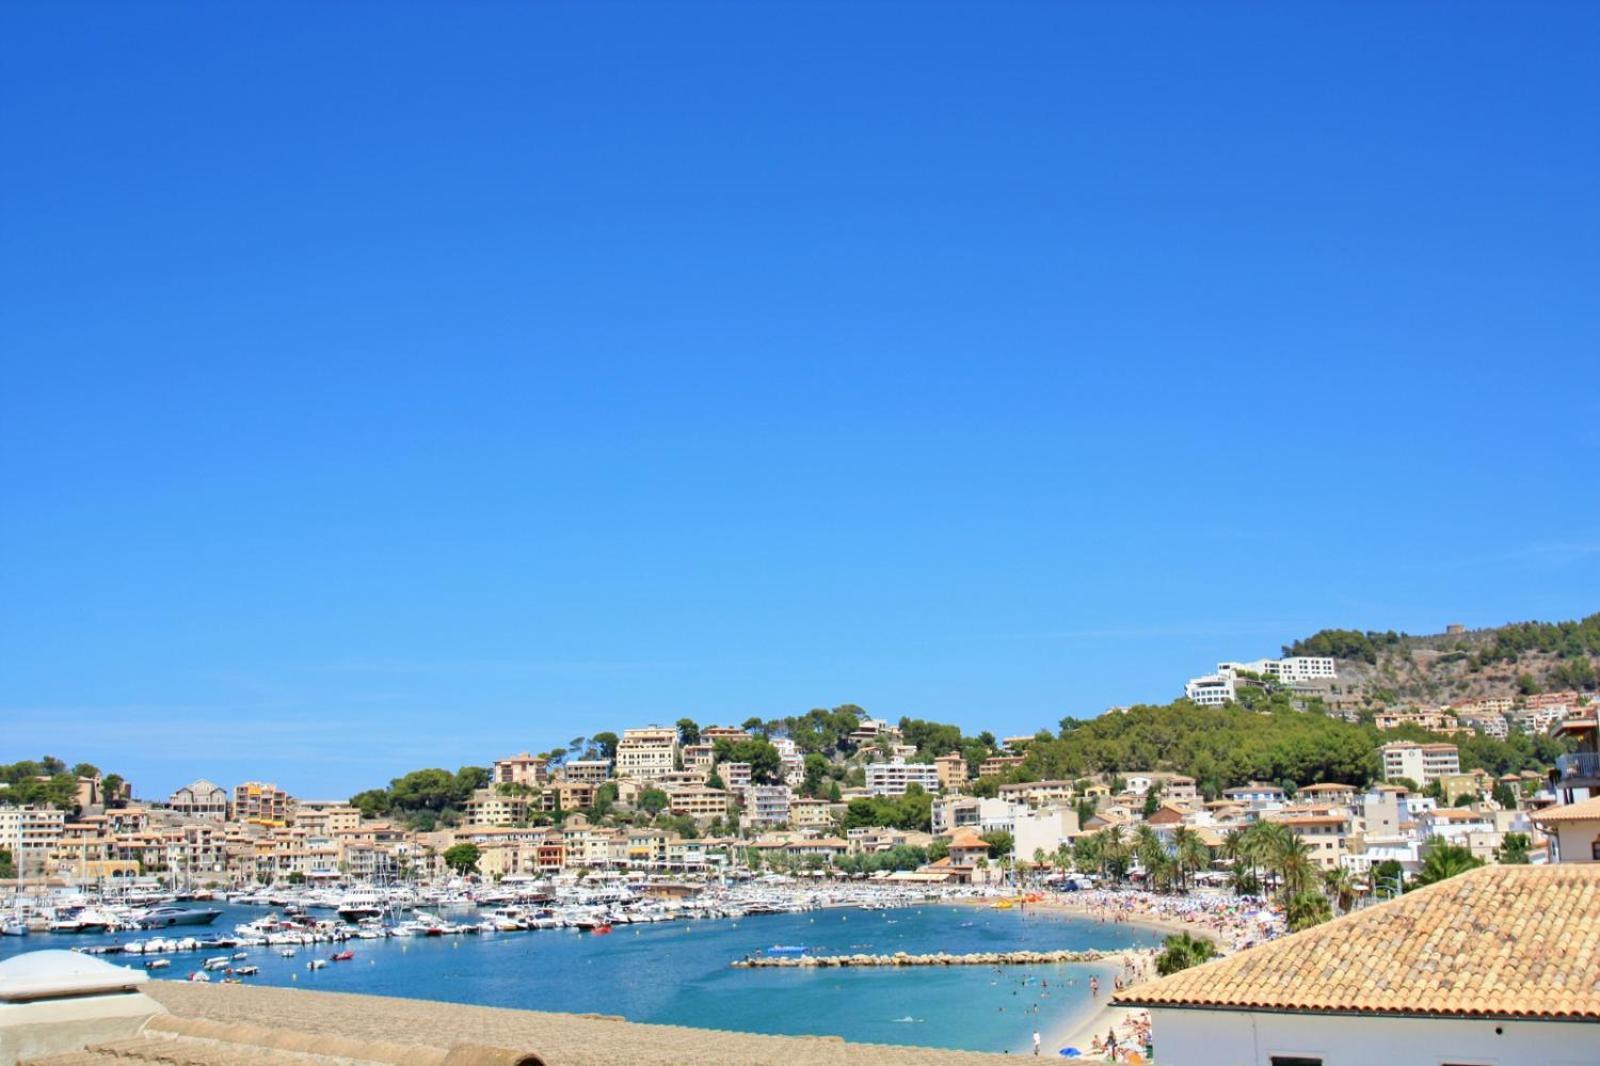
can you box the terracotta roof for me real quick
[1116,864,1600,1021]
[947,829,990,851]
[1531,794,1600,824]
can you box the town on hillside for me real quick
[5,623,1598,903]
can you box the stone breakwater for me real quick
[733,948,1119,968]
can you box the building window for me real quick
[1591,836,1600,861]
[1270,1059,1322,1066]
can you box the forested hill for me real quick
[1283,614,1600,705]
[1031,690,1568,801]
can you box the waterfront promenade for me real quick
[144,983,1058,1065]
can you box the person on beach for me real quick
[1089,976,1100,998]
[1032,1028,1041,1056]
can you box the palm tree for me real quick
[1053,842,1072,877]
[1134,824,1165,885]
[1287,890,1333,931]
[1147,851,1180,893]
[1172,826,1209,892]
[1322,867,1357,914]
[1155,931,1217,976]
[1099,825,1129,882]
[1267,832,1318,902]
[1413,840,1484,887]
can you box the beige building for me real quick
[615,727,679,780]
[492,753,549,788]
[232,781,291,825]
[665,785,732,819]
[978,754,1025,778]
[934,752,968,790]
[681,742,717,775]
[168,779,229,822]
[558,759,612,784]
[789,797,838,829]
[998,780,1077,808]
[292,803,361,835]
[1264,811,1354,871]
[0,805,65,873]
[465,788,534,827]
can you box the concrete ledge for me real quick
[1,991,165,1066]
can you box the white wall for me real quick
[1147,1007,1599,1066]
[1550,820,1600,863]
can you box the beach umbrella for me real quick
[1059,1048,1081,1057]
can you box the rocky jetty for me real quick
[732,948,1117,969]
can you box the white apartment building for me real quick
[1457,712,1508,740]
[864,758,940,796]
[1185,674,1235,706]
[770,736,805,784]
[1381,741,1461,784]
[741,785,792,827]
[614,727,679,781]
[1217,657,1338,684]
[1012,806,1081,862]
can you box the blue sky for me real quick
[2,2,1597,799]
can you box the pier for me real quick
[733,948,1123,968]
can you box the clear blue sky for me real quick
[3,2,1597,799]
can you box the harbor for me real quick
[0,886,1163,1054]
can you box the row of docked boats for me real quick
[9,879,985,953]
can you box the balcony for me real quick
[1556,752,1600,785]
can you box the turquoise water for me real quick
[0,904,1162,1053]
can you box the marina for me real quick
[0,887,1164,1054]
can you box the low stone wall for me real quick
[733,949,1118,968]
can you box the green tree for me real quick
[1287,890,1333,931]
[1172,825,1209,891]
[1155,932,1217,975]
[1371,858,1406,897]
[676,719,701,746]
[1496,832,1532,865]
[1322,867,1358,914]
[981,830,1014,860]
[592,732,620,761]
[639,788,669,815]
[287,871,307,885]
[443,843,481,875]
[1413,841,1485,887]
[713,738,784,784]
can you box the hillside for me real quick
[1283,614,1600,707]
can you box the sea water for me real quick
[0,903,1162,1053]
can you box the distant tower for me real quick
[1445,623,1466,635]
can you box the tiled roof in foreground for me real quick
[1531,794,1600,824]
[1117,864,1600,1021]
